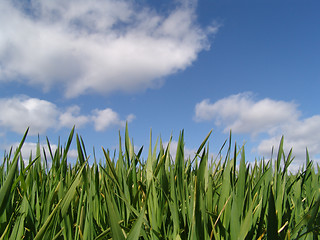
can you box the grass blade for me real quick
[0,128,29,216]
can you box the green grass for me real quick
[0,125,319,239]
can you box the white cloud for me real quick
[257,116,320,166]
[59,106,90,128]
[194,92,320,168]
[0,96,59,135]
[194,92,299,136]
[91,108,134,131]
[0,0,217,98]
[0,96,134,135]
[92,108,122,131]
[126,114,136,123]
[67,149,80,159]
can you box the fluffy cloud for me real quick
[0,0,217,98]
[59,106,90,128]
[0,96,59,135]
[257,116,320,163]
[195,92,320,167]
[0,96,134,135]
[92,108,134,131]
[194,92,299,136]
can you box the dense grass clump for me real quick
[0,126,319,239]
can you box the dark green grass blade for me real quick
[267,187,279,240]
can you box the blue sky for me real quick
[1,0,320,171]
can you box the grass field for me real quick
[0,126,319,239]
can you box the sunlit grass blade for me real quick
[60,161,86,217]
[194,129,212,159]
[0,128,28,216]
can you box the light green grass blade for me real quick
[0,128,28,217]
[94,228,111,240]
[60,162,86,217]
[105,188,125,240]
[9,196,28,240]
[0,212,14,240]
[194,129,212,159]
[127,205,146,240]
[33,200,62,240]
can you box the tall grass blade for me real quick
[0,128,28,216]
